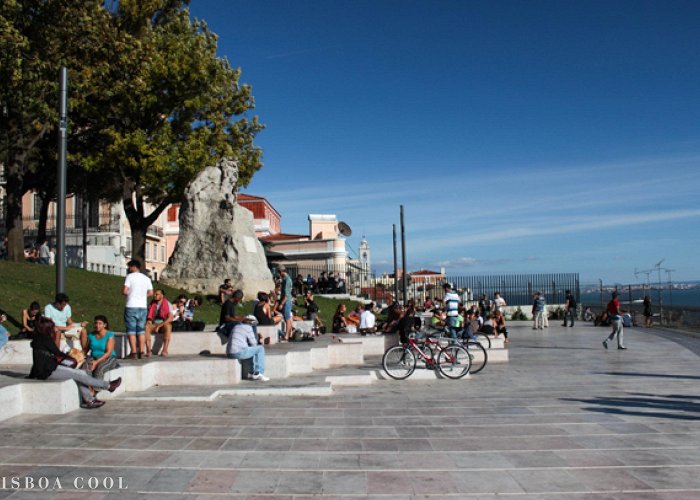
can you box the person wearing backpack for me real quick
[562,290,577,327]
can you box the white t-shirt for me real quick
[124,272,153,308]
[360,310,376,329]
[44,303,72,327]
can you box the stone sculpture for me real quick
[161,158,274,298]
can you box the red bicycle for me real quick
[382,333,471,380]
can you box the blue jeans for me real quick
[564,307,576,326]
[124,307,147,334]
[446,316,460,340]
[227,345,266,375]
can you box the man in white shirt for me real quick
[122,259,153,359]
[359,302,377,335]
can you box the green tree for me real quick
[0,0,110,260]
[79,0,263,263]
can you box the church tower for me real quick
[359,236,371,272]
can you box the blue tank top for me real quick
[88,331,116,358]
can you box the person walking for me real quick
[643,295,653,327]
[562,290,577,327]
[532,292,544,330]
[602,292,626,350]
[122,259,153,359]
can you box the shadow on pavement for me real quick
[595,371,700,380]
[562,393,700,420]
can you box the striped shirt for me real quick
[444,291,460,317]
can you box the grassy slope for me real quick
[0,261,360,334]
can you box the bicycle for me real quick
[382,333,471,380]
[422,326,488,374]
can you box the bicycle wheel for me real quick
[464,341,488,374]
[437,345,471,379]
[382,346,416,380]
[471,332,491,348]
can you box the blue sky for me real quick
[189,0,700,284]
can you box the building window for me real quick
[160,245,165,262]
[152,243,157,261]
[145,242,150,260]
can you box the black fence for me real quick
[581,282,700,330]
[268,264,580,308]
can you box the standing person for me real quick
[38,240,50,264]
[603,292,626,350]
[532,292,544,330]
[277,265,294,341]
[492,292,507,316]
[443,283,461,340]
[48,246,56,265]
[122,259,153,360]
[643,295,653,327]
[478,294,491,319]
[145,289,173,357]
[562,290,577,327]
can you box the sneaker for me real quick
[250,373,270,382]
[602,340,608,350]
[618,346,627,350]
[108,377,122,392]
[81,399,105,409]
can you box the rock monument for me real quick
[161,158,274,298]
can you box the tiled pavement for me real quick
[0,323,698,498]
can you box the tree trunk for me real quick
[122,181,170,270]
[5,161,26,262]
[35,191,51,246]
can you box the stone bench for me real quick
[0,335,388,421]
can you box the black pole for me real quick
[82,189,88,270]
[400,205,408,305]
[56,67,68,294]
[392,224,399,301]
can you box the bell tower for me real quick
[359,236,371,271]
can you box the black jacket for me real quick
[29,334,63,379]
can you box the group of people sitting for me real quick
[4,294,124,410]
[293,272,347,296]
[332,302,377,335]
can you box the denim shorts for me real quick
[124,307,147,335]
[283,300,293,321]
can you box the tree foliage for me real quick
[1,0,264,263]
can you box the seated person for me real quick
[145,289,173,357]
[302,290,324,334]
[219,279,234,304]
[29,317,121,409]
[226,317,269,381]
[431,308,446,328]
[359,302,377,335]
[491,310,509,343]
[80,315,118,379]
[347,304,362,331]
[172,294,205,331]
[462,311,481,341]
[382,303,404,333]
[423,297,434,311]
[218,289,248,341]
[253,292,282,326]
[332,304,349,333]
[0,313,8,351]
[397,304,418,344]
[44,293,87,350]
[20,301,41,338]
